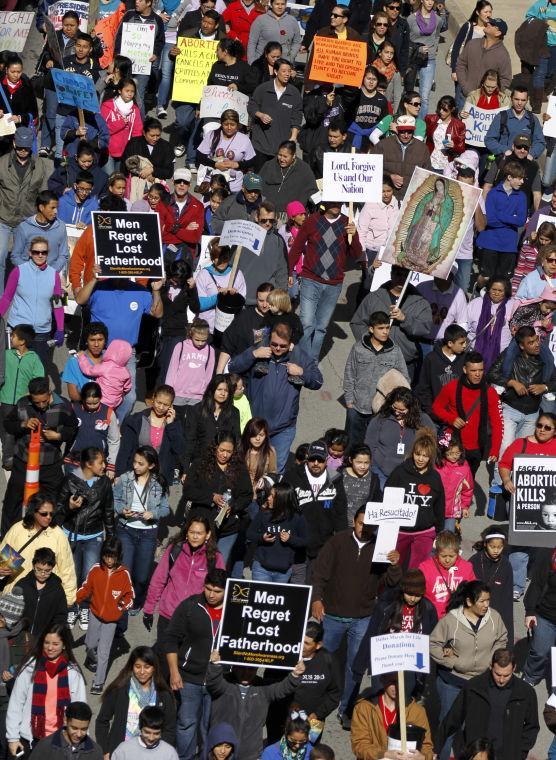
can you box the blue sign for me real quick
[51,69,99,113]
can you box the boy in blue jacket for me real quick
[476,160,528,289]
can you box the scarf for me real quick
[31,656,71,739]
[415,9,437,35]
[455,373,489,455]
[126,676,157,740]
[475,295,507,372]
[348,121,374,149]
[278,736,309,760]
[3,77,22,95]
[114,96,134,119]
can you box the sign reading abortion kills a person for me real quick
[92,211,164,279]
[216,579,311,669]
[509,455,556,549]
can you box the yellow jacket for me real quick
[0,522,76,604]
[351,696,434,760]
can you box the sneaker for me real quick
[157,106,167,119]
[187,162,197,171]
[174,144,186,158]
[128,606,142,616]
[84,655,97,673]
[338,712,351,731]
[513,590,522,602]
[79,607,89,631]
[90,683,103,695]
[67,609,78,628]
[38,147,53,159]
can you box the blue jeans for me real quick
[116,348,136,422]
[174,103,202,164]
[444,518,456,532]
[270,424,297,474]
[40,88,58,149]
[70,535,103,588]
[251,561,292,583]
[104,156,120,176]
[371,464,387,491]
[549,736,556,760]
[437,675,461,760]
[0,222,12,295]
[176,682,211,760]
[418,58,437,120]
[523,613,556,684]
[116,524,158,608]
[454,80,465,114]
[298,278,343,361]
[216,532,238,566]
[158,42,175,108]
[509,548,529,595]
[533,46,556,87]
[322,613,370,715]
[543,144,556,191]
[492,404,538,487]
[454,258,472,293]
[135,58,160,118]
[345,406,372,449]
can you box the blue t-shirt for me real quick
[61,353,95,390]
[89,283,152,346]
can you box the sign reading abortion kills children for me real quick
[216,579,311,669]
[92,211,164,279]
[509,455,556,549]
[322,153,383,204]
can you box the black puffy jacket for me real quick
[55,471,115,538]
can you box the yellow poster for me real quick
[172,37,219,103]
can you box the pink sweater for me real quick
[435,460,474,519]
[100,98,143,158]
[78,338,132,408]
[419,555,476,619]
[165,339,215,401]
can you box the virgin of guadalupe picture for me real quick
[381,168,481,279]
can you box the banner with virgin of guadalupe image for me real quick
[380,168,482,280]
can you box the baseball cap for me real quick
[307,440,327,461]
[396,115,416,132]
[173,167,192,183]
[243,172,263,191]
[513,133,531,148]
[489,17,508,36]
[14,127,34,149]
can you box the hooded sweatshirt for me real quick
[57,191,99,227]
[77,339,132,408]
[384,459,445,534]
[343,335,409,415]
[164,338,215,404]
[419,555,476,619]
[434,459,474,519]
[11,215,70,273]
[202,722,238,760]
[415,343,466,416]
[76,563,134,623]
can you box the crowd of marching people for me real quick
[0,0,554,758]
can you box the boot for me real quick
[531,87,544,114]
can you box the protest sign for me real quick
[220,220,266,253]
[322,153,383,203]
[308,36,367,87]
[172,37,219,103]
[0,115,15,138]
[44,17,63,68]
[370,260,432,292]
[0,12,34,52]
[121,22,156,76]
[288,3,313,36]
[51,69,99,113]
[216,579,311,669]
[509,455,556,548]
[370,633,430,676]
[200,85,249,126]
[381,168,481,280]
[48,0,88,31]
[364,487,418,563]
[463,102,503,147]
[536,213,556,231]
[544,96,556,139]
[92,211,164,279]
[552,647,556,687]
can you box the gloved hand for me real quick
[54,330,64,347]
[143,613,154,632]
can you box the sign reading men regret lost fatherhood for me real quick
[92,211,164,279]
[217,579,311,669]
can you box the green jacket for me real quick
[0,348,44,405]
[0,151,49,228]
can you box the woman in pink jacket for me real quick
[142,513,225,643]
[100,78,143,175]
[419,530,475,619]
[77,338,132,410]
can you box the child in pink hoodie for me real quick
[77,339,132,409]
[435,429,474,533]
[419,530,476,619]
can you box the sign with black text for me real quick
[216,579,311,669]
[509,455,556,548]
[92,211,164,279]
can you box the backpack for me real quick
[498,108,535,145]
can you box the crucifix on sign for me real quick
[364,487,418,562]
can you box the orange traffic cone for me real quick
[23,424,41,507]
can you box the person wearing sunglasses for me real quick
[368,11,390,59]
[304,5,363,90]
[261,711,314,759]
[482,133,542,217]
[370,90,427,145]
[382,0,411,78]
[161,167,204,269]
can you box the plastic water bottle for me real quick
[484,154,496,172]
[487,484,502,519]
[222,489,232,507]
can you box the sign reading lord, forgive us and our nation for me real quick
[322,153,383,203]
[92,211,164,279]
[217,579,311,669]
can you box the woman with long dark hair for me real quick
[114,446,169,615]
[182,374,241,476]
[95,645,175,755]
[6,624,85,757]
[349,65,389,150]
[207,38,259,95]
[466,278,513,370]
[370,90,427,144]
[240,417,277,493]
[196,109,256,194]
[183,432,252,564]
[252,41,282,84]
[425,95,465,172]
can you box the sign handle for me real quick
[348,146,356,245]
[227,246,242,289]
[390,270,411,326]
[398,670,407,753]
[78,108,85,132]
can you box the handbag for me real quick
[410,43,429,69]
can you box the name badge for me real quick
[397,443,405,455]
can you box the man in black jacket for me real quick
[164,569,227,760]
[18,547,68,645]
[29,702,103,760]
[216,282,274,373]
[436,648,539,760]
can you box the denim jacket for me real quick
[113,471,170,525]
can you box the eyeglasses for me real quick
[536,423,555,431]
[409,101,421,106]
[387,4,401,8]
[546,258,556,264]
[30,249,48,256]
[174,179,189,185]
[514,145,528,150]
[270,341,288,349]
[34,567,53,575]
[308,456,325,462]
[439,105,451,112]
[75,185,92,193]
[330,12,345,17]
[259,217,275,225]
[37,511,54,517]
[375,21,388,26]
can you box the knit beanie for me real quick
[401,569,426,597]
[0,586,25,628]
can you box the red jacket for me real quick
[162,194,204,252]
[425,114,466,158]
[222,1,266,53]
[76,563,134,622]
[431,379,503,459]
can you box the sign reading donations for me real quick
[308,36,367,87]
[216,579,311,669]
[370,632,430,676]
[364,487,418,563]
[219,220,266,253]
[463,102,503,147]
[509,455,556,549]
[322,153,383,204]
[0,12,35,52]
[51,69,99,113]
[92,211,164,279]
[120,22,156,76]
[172,37,219,103]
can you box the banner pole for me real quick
[398,670,407,753]
[390,271,411,326]
[227,246,242,288]
[348,146,355,245]
[78,108,85,132]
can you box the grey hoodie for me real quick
[11,214,69,273]
[247,11,301,63]
[343,335,409,415]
